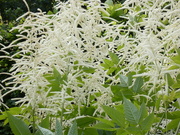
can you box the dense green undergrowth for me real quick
[0,0,180,135]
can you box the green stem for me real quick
[154,113,165,134]
[175,122,180,135]
[60,91,65,126]
[32,107,35,135]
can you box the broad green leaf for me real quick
[7,112,31,135]
[172,83,180,89]
[80,106,96,116]
[140,113,154,133]
[76,117,96,127]
[173,73,180,88]
[164,118,180,132]
[123,97,139,125]
[105,0,113,6]
[172,100,180,108]
[102,106,125,127]
[133,77,143,93]
[175,91,180,98]
[68,121,78,135]
[38,126,54,135]
[111,85,133,101]
[126,127,141,134]
[107,66,116,75]
[171,55,180,64]
[34,130,43,135]
[104,59,114,67]
[117,44,124,51]
[9,107,22,115]
[55,119,63,135]
[168,65,180,70]
[100,63,109,69]
[137,102,147,123]
[4,118,9,126]
[40,115,50,129]
[44,67,68,94]
[92,122,116,131]
[95,117,114,127]
[170,111,180,119]
[177,48,180,56]
[116,128,129,135]
[0,113,7,120]
[115,104,124,114]
[156,111,180,119]
[119,75,128,87]
[82,67,96,73]
[166,73,174,86]
[155,98,161,111]
[83,128,99,135]
[127,73,133,87]
[109,51,119,65]
[53,67,61,80]
[176,73,180,82]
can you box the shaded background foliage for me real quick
[0,0,56,21]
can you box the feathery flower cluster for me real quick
[1,0,115,119]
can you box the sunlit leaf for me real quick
[7,112,31,135]
[123,97,139,125]
[55,119,63,135]
[68,121,78,135]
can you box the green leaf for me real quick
[119,75,128,87]
[168,65,180,70]
[133,77,143,93]
[111,85,133,101]
[116,128,128,135]
[140,113,154,133]
[7,112,31,135]
[38,126,54,135]
[34,130,43,135]
[126,127,141,134]
[117,44,124,51]
[9,107,22,115]
[95,117,114,127]
[166,73,174,86]
[76,117,96,128]
[171,55,180,64]
[0,112,7,120]
[109,51,119,65]
[123,97,139,125]
[55,119,63,135]
[177,48,180,56]
[107,66,116,75]
[137,102,147,123]
[83,128,99,135]
[157,111,180,119]
[68,121,78,135]
[104,59,114,67]
[82,67,96,73]
[102,106,125,127]
[39,115,50,129]
[127,73,133,87]
[175,91,180,98]
[105,0,113,6]
[100,63,109,69]
[164,118,180,132]
[92,122,116,131]
[155,98,161,111]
